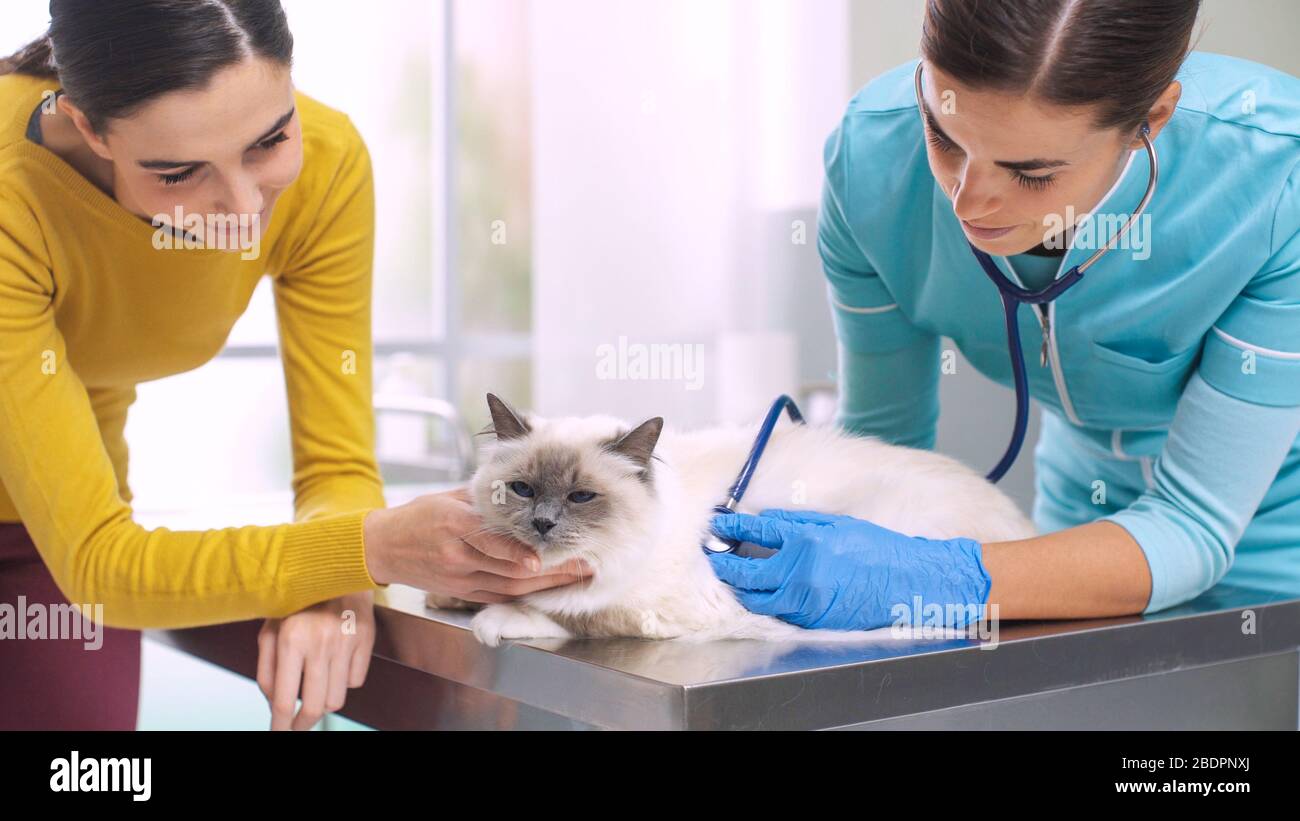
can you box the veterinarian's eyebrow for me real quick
[137,106,296,169]
[920,97,1069,171]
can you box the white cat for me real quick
[426,394,1037,646]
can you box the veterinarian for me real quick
[710,0,1300,631]
[0,0,589,731]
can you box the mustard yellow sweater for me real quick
[0,72,388,630]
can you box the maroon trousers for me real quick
[0,522,141,730]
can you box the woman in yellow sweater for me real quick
[0,0,590,731]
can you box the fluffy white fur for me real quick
[426,402,1036,646]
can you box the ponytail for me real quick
[0,34,57,78]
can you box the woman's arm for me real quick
[0,190,393,629]
[982,521,1151,619]
[708,370,1300,630]
[985,373,1300,619]
[271,112,385,523]
[819,118,942,451]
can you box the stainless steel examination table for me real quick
[142,484,1300,730]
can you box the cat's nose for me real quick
[532,517,556,536]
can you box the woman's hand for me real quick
[256,589,375,731]
[362,488,593,602]
[706,508,991,631]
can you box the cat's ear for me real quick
[486,393,532,441]
[605,417,664,469]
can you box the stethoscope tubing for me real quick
[703,394,806,554]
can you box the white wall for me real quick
[530,0,849,427]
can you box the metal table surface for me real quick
[142,484,1300,730]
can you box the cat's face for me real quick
[470,394,664,564]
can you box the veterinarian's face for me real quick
[65,56,302,249]
[917,61,1165,256]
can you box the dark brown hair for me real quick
[0,0,294,134]
[920,0,1202,133]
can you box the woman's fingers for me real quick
[707,550,787,591]
[258,596,376,731]
[435,495,538,569]
[269,644,304,731]
[348,634,373,688]
[461,567,592,598]
[418,492,597,602]
[457,590,515,604]
[710,512,798,548]
[758,508,857,526]
[292,653,329,731]
[460,529,540,570]
[447,486,473,504]
[460,541,595,583]
[735,587,781,615]
[325,654,350,717]
[255,620,278,701]
[458,541,545,578]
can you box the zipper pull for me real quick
[1039,307,1051,367]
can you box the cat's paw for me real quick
[470,604,573,647]
[635,609,677,638]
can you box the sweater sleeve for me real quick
[272,114,388,525]
[1101,161,1300,613]
[819,120,941,450]
[0,190,382,634]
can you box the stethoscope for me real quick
[702,394,805,554]
[700,64,1161,555]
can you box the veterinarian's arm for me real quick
[981,522,1150,618]
[984,373,1300,619]
[819,121,941,451]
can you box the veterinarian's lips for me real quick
[961,220,1018,240]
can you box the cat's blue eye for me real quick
[568,491,596,503]
[509,481,534,498]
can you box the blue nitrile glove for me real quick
[707,508,991,631]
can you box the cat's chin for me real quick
[495,532,610,579]
[534,545,592,569]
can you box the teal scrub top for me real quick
[819,51,1300,613]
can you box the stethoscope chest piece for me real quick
[700,396,806,555]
